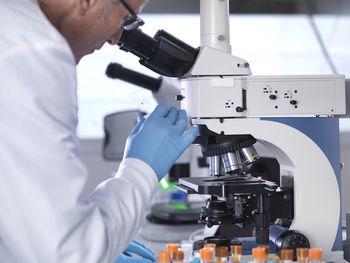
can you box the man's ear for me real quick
[79,0,98,15]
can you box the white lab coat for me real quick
[0,0,158,262]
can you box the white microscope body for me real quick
[180,0,346,260]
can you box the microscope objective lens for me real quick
[209,155,224,176]
[221,151,242,174]
[240,146,259,165]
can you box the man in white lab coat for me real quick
[0,0,197,262]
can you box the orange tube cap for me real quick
[309,248,322,261]
[166,244,179,253]
[158,251,171,263]
[200,248,213,261]
[252,247,266,260]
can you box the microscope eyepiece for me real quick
[118,29,199,77]
[119,29,156,60]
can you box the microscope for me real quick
[117,0,347,261]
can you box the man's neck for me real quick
[37,0,74,31]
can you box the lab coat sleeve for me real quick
[0,42,158,263]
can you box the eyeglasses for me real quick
[119,0,145,31]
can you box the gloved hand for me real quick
[124,105,198,180]
[114,240,156,263]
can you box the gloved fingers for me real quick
[176,109,187,121]
[174,109,188,134]
[123,252,132,257]
[137,115,145,123]
[131,240,154,255]
[127,242,156,262]
[131,239,145,248]
[149,104,168,118]
[130,115,145,135]
[181,126,199,147]
[165,106,178,124]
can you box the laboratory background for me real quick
[76,0,350,262]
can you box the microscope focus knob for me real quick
[274,230,310,260]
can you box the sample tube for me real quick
[173,251,185,263]
[215,247,228,263]
[309,248,322,263]
[267,260,278,263]
[204,243,216,249]
[258,245,270,261]
[158,251,172,263]
[167,243,179,259]
[181,243,193,263]
[193,240,204,260]
[267,256,280,263]
[200,248,213,263]
[167,243,179,252]
[297,248,309,263]
[252,247,266,263]
[204,243,216,262]
[280,249,293,263]
[230,245,242,263]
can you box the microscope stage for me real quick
[176,175,278,197]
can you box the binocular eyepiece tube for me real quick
[118,29,199,77]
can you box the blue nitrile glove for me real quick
[114,240,156,263]
[124,105,198,181]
